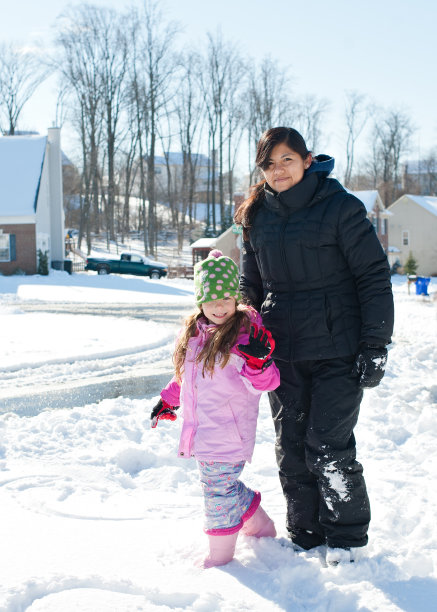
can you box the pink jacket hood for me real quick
[161,307,280,463]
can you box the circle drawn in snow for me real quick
[1,473,199,522]
[8,577,199,612]
[1,474,147,521]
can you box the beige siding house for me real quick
[388,195,437,276]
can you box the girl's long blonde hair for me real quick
[173,304,252,381]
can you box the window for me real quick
[0,231,15,262]
[193,249,211,264]
[381,218,387,235]
[371,216,379,233]
[402,230,409,246]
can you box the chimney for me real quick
[47,127,64,263]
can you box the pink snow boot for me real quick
[241,505,276,538]
[201,532,238,569]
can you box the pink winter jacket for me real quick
[161,308,280,463]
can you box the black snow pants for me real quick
[268,356,370,550]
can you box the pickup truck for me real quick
[85,252,168,278]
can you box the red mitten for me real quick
[150,398,179,428]
[236,324,275,370]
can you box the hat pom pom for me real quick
[209,249,223,258]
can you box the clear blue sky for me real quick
[1,0,435,174]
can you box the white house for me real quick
[0,128,64,275]
[191,226,241,266]
[388,194,437,276]
[154,151,219,203]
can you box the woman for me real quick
[234,127,394,565]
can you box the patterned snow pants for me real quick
[198,460,257,534]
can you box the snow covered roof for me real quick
[347,189,381,213]
[0,135,47,216]
[190,237,217,249]
[406,195,437,217]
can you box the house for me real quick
[0,128,65,275]
[348,190,391,252]
[153,151,219,203]
[191,225,241,266]
[402,159,437,195]
[388,195,437,276]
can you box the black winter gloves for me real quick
[352,345,388,389]
[236,324,275,370]
[150,398,179,428]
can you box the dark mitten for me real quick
[351,345,388,389]
[150,398,179,428]
[236,323,275,370]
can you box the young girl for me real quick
[150,249,280,568]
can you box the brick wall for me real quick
[0,224,37,275]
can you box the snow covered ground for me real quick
[0,272,436,611]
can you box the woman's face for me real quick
[202,297,236,326]
[262,142,312,193]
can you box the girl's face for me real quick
[262,142,312,193]
[202,297,236,325]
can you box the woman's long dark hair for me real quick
[234,127,311,239]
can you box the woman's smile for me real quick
[262,142,311,192]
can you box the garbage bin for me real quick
[415,276,430,296]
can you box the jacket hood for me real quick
[305,154,335,177]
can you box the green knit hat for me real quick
[194,249,241,306]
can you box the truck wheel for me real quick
[98,266,110,275]
[150,270,160,280]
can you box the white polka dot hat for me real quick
[194,249,242,306]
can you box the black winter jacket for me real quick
[240,157,394,362]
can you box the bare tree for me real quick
[343,91,369,187]
[420,150,437,195]
[293,94,328,154]
[246,56,293,184]
[118,95,140,242]
[55,7,106,252]
[198,31,244,234]
[371,108,415,205]
[224,90,246,226]
[174,51,205,249]
[132,0,179,256]
[0,42,49,135]
[127,11,149,252]
[95,8,129,243]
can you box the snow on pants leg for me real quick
[269,356,370,550]
[198,461,255,534]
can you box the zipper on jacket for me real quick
[279,219,295,361]
[187,340,201,457]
